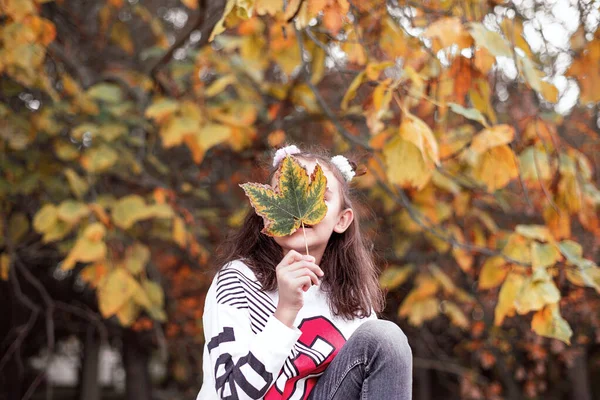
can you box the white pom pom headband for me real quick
[272,145,355,182]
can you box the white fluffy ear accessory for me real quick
[331,155,355,182]
[273,145,301,167]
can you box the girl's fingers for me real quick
[296,276,312,292]
[291,268,319,286]
[287,260,324,277]
[278,250,304,269]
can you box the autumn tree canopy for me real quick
[1,0,600,399]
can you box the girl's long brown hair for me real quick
[215,148,384,319]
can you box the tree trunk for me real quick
[123,330,152,400]
[567,347,591,400]
[78,328,100,400]
[415,341,431,400]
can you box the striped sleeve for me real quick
[202,266,302,399]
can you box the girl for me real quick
[198,145,412,400]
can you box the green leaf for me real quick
[448,102,488,127]
[468,23,513,58]
[87,83,123,103]
[125,242,151,275]
[82,145,118,173]
[239,155,328,237]
[9,213,29,243]
[64,168,89,199]
[57,200,90,225]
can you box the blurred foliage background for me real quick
[1,0,600,399]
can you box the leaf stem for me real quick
[301,221,309,256]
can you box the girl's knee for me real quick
[355,320,411,354]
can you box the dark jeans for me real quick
[308,320,412,400]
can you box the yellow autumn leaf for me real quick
[112,195,174,230]
[540,81,559,103]
[112,195,149,229]
[566,37,600,105]
[83,223,106,242]
[1,0,37,21]
[181,0,198,9]
[80,263,108,289]
[494,272,525,326]
[255,0,282,15]
[399,296,440,326]
[517,53,543,93]
[365,79,393,135]
[515,224,554,243]
[531,304,572,344]
[399,111,440,166]
[531,242,562,270]
[132,282,153,310]
[470,124,515,155]
[145,98,180,124]
[557,175,582,213]
[448,103,489,127]
[380,17,410,59]
[185,123,231,164]
[99,123,127,141]
[110,21,134,54]
[64,169,89,199]
[501,233,532,264]
[173,217,187,247]
[514,269,560,314]
[33,204,58,233]
[443,301,469,330]
[72,124,100,140]
[98,268,139,318]
[565,265,600,293]
[518,147,551,182]
[472,145,519,192]
[125,242,150,275]
[205,74,237,97]
[429,264,456,294]
[341,71,365,110]
[478,256,508,290]
[57,200,90,225]
[42,220,74,243]
[500,18,531,57]
[209,0,236,41]
[61,227,107,270]
[115,300,140,327]
[384,135,434,189]
[81,145,119,173]
[143,280,165,308]
[423,17,473,52]
[54,140,80,161]
[379,264,415,290]
[160,117,199,148]
[468,22,513,58]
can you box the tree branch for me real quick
[147,0,226,89]
[295,27,372,150]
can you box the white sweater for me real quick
[197,260,375,400]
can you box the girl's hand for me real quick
[274,250,324,327]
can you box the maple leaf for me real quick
[239,155,328,238]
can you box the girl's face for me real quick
[272,158,354,264]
